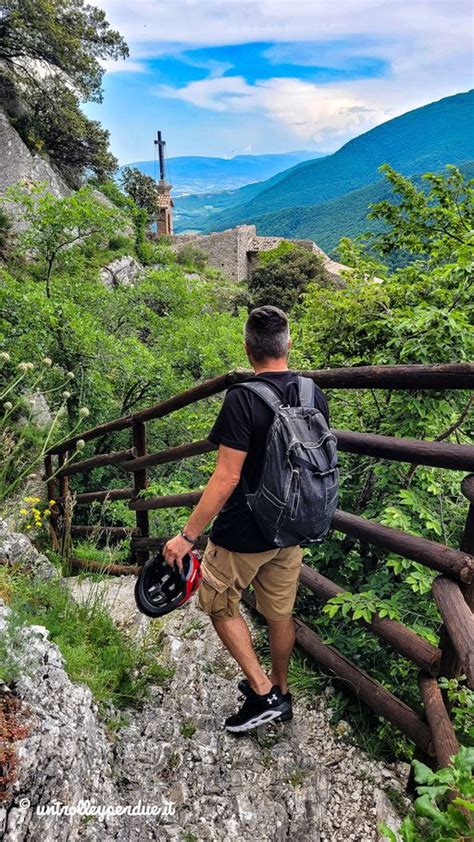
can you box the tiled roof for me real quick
[157,195,173,208]
[247,236,282,252]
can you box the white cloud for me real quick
[99,59,148,74]
[157,75,394,145]
[100,0,472,58]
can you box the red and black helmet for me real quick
[134,550,202,618]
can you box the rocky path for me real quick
[1,573,409,841]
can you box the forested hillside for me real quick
[251,160,474,254]
[174,90,474,238]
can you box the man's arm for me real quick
[162,444,247,569]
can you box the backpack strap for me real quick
[239,381,282,414]
[298,376,314,408]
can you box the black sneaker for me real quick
[238,677,293,722]
[225,685,290,733]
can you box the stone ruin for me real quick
[173,225,349,285]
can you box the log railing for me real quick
[44,363,474,772]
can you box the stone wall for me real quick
[174,225,256,282]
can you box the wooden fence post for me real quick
[438,475,474,680]
[132,420,149,564]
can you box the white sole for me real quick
[225,708,285,732]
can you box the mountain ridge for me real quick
[174,90,474,234]
[124,150,323,197]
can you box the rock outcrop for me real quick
[99,255,145,289]
[0,110,69,231]
[0,548,408,841]
[0,521,56,581]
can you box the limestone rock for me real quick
[25,391,53,427]
[0,603,117,842]
[0,530,408,841]
[0,110,69,232]
[99,255,145,288]
[0,521,56,580]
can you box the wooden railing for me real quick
[44,363,474,771]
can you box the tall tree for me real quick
[121,167,159,224]
[0,0,128,183]
[0,0,128,101]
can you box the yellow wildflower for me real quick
[49,499,56,506]
[44,509,51,516]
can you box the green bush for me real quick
[175,243,208,272]
[381,747,474,841]
[249,242,328,311]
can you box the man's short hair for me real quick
[244,305,290,362]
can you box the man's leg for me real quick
[252,545,302,694]
[212,614,272,696]
[267,616,295,694]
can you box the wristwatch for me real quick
[180,529,198,546]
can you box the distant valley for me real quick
[124,150,323,197]
[172,90,474,255]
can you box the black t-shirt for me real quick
[208,371,330,553]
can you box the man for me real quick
[163,305,329,732]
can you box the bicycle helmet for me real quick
[134,549,202,618]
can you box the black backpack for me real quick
[240,376,339,548]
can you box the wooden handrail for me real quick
[55,448,137,477]
[129,491,202,510]
[47,363,474,455]
[461,474,474,504]
[67,487,135,505]
[418,674,459,767]
[123,440,216,472]
[44,362,474,770]
[432,576,474,687]
[128,491,474,581]
[120,431,474,474]
[334,430,474,471]
[296,363,474,390]
[332,510,474,582]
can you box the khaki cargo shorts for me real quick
[198,538,302,621]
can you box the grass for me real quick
[72,540,131,566]
[180,720,197,739]
[288,769,307,787]
[0,565,172,710]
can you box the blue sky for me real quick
[86,1,473,164]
